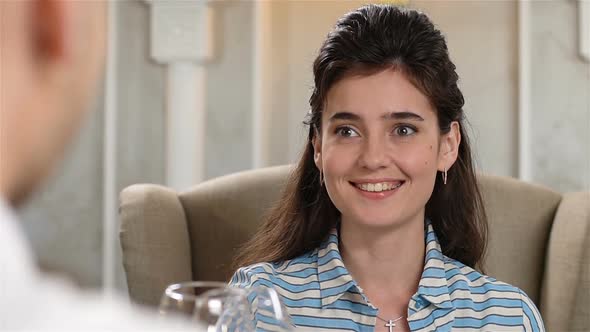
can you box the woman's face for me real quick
[313,68,460,230]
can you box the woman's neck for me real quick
[339,216,425,315]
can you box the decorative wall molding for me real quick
[102,0,119,295]
[145,0,214,63]
[144,0,218,190]
[518,1,532,181]
[252,1,272,169]
[579,0,590,62]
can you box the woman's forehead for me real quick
[323,69,435,121]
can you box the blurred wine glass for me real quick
[158,281,227,318]
[194,287,254,332]
[159,281,294,331]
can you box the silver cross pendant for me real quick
[385,320,396,332]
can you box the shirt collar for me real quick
[416,221,453,309]
[317,229,358,307]
[316,219,453,309]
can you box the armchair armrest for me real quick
[541,192,590,331]
[119,184,193,306]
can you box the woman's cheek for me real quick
[396,143,438,174]
[324,148,354,173]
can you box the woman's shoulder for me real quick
[229,249,320,288]
[442,256,545,331]
[442,256,523,296]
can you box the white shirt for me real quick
[0,198,197,331]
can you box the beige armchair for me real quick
[119,165,589,331]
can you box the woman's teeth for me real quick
[355,182,403,192]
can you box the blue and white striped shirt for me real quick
[230,221,545,331]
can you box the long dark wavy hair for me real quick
[233,4,488,271]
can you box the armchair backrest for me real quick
[120,165,589,331]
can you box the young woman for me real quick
[230,5,544,332]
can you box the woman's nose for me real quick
[357,137,391,170]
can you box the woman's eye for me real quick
[335,127,359,137]
[395,125,416,136]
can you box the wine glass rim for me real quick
[165,281,228,301]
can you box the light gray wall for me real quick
[116,1,166,191]
[267,2,291,166]
[19,87,105,288]
[205,1,254,179]
[530,1,590,192]
[113,0,167,291]
[416,2,519,177]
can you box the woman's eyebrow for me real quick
[328,111,361,122]
[327,110,425,122]
[381,111,425,121]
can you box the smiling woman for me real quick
[314,69,460,241]
[230,4,545,332]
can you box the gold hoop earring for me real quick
[319,170,324,186]
[442,167,448,185]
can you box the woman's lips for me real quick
[349,180,405,200]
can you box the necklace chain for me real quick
[376,315,404,324]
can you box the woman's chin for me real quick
[343,215,407,230]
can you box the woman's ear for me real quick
[437,121,461,171]
[312,131,322,170]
